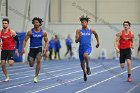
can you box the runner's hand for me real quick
[15,49,19,56]
[43,48,47,56]
[96,43,99,48]
[116,48,120,53]
[21,49,25,55]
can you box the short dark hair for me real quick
[80,15,90,22]
[2,18,9,24]
[32,17,43,26]
[123,21,131,27]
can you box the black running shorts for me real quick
[28,47,42,59]
[1,50,14,60]
[120,48,131,63]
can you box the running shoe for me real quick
[87,67,91,75]
[34,76,38,83]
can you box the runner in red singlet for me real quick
[0,18,19,82]
[114,21,134,82]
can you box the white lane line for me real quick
[7,65,80,76]
[5,60,78,69]
[0,65,101,88]
[0,65,81,83]
[0,67,32,74]
[126,82,140,93]
[0,73,45,83]
[6,64,27,69]
[26,66,120,93]
[44,65,80,73]
[0,65,102,90]
[0,63,79,75]
[75,65,140,93]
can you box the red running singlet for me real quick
[119,30,133,49]
[0,28,15,50]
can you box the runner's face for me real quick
[123,23,130,30]
[2,21,9,29]
[81,20,88,28]
[33,20,40,28]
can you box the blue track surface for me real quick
[0,59,140,93]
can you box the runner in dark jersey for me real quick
[0,18,19,82]
[21,17,48,83]
[114,21,134,82]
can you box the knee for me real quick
[80,62,85,66]
[9,63,13,66]
[29,65,34,67]
[9,61,14,66]
[29,63,34,67]
[120,64,125,69]
[121,66,124,69]
[29,62,34,67]
[83,53,88,58]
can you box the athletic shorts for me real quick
[28,47,42,59]
[79,47,91,61]
[1,50,14,60]
[120,48,131,63]
[67,45,72,50]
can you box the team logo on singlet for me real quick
[81,32,90,36]
[123,36,131,40]
[32,34,42,37]
[1,35,10,38]
[124,38,130,40]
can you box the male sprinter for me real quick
[21,17,48,83]
[0,18,19,81]
[75,16,99,81]
[114,21,134,82]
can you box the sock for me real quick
[128,74,131,78]
[5,74,9,78]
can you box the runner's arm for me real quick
[131,32,134,49]
[11,30,19,49]
[22,30,31,50]
[114,32,121,52]
[91,28,99,48]
[75,29,80,43]
[43,30,48,50]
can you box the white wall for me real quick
[50,0,140,24]
[0,0,50,32]
[97,0,140,24]
[8,0,27,31]
[62,0,96,23]
[50,0,61,23]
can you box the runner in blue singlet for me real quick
[21,17,48,83]
[75,15,100,81]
